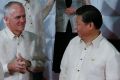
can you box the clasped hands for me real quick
[65,6,76,15]
[8,54,31,74]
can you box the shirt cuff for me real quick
[3,64,8,73]
[31,61,36,68]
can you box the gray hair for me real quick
[4,1,24,16]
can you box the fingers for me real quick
[8,57,27,74]
[16,54,31,67]
[16,59,27,73]
[65,7,76,15]
[8,54,30,74]
[16,54,27,67]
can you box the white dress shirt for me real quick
[0,27,46,80]
[59,34,120,80]
[0,1,55,61]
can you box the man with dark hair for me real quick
[59,5,120,80]
[53,0,89,73]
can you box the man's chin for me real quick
[18,28,24,32]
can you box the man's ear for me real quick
[4,16,9,24]
[4,16,7,21]
[88,22,94,30]
[89,22,94,30]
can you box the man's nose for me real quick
[20,17,26,22]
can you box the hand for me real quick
[16,54,31,72]
[8,58,27,74]
[65,6,76,15]
[8,54,29,74]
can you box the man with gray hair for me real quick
[0,1,46,80]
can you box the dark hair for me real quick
[4,1,24,16]
[76,5,103,29]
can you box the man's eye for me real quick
[15,15,26,19]
[15,16,21,19]
[23,15,26,18]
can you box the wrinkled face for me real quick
[4,4,26,35]
[76,16,90,38]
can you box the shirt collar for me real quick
[79,33,104,48]
[4,26,24,40]
[23,0,31,6]
[92,33,104,48]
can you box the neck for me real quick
[13,31,22,37]
[83,31,100,44]
[6,24,23,37]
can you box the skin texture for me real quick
[76,16,100,44]
[4,4,26,37]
